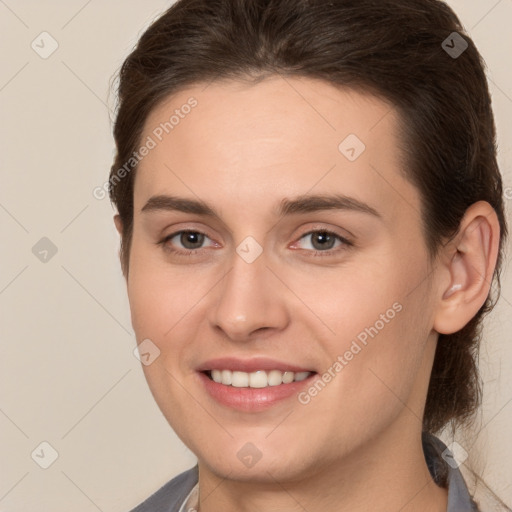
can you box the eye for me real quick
[157,227,353,258]
[294,229,353,256]
[157,230,216,255]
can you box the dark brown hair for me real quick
[109,0,508,442]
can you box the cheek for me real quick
[126,250,202,420]
[126,246,217,379]
[290,254,405,344]
[127,240,194,337]
[127,271,168,339]
[312,248,433,397]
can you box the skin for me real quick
[114,76,500,512]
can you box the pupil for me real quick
[182,232,204,249]
[313,232,334,250]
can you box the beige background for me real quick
[0,1,511,510]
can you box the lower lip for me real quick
[197,372,317,412]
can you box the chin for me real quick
[196,440,321,484]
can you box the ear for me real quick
[433,201,500,335]
[114,214,123,236]
[113,214,129,279]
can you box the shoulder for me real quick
[128,465,199,512]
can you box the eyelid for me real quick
[158,229,218,251]
[158,225,354,258]
[290,228,353,254]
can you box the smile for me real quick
[207,369,313,388]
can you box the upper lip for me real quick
[197,357,315,373]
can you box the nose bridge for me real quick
[209,243,287,339]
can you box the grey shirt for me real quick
[129,432,480,511]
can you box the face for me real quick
[124,76,441,483]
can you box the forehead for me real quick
[134,76,419,224]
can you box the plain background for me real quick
[0,1,511,510]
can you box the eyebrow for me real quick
[141,193,382,219]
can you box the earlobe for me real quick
[433,201,500,335]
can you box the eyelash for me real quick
[157,228,353,258]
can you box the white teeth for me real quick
[267,370,283,386]
[231,371,249,387]
[249,371,268,388]
[294,371,310,382]
[208,369,313,387]
[282,371,294,384]
[221,369,232,385]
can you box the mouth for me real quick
[197,360,318,412]
[203,369,315,388]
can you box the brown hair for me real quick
[109,0,508,443]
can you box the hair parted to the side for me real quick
[109,0,508,459]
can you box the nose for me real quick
[208,247,290,342]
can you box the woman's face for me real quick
[123,76,442,482]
